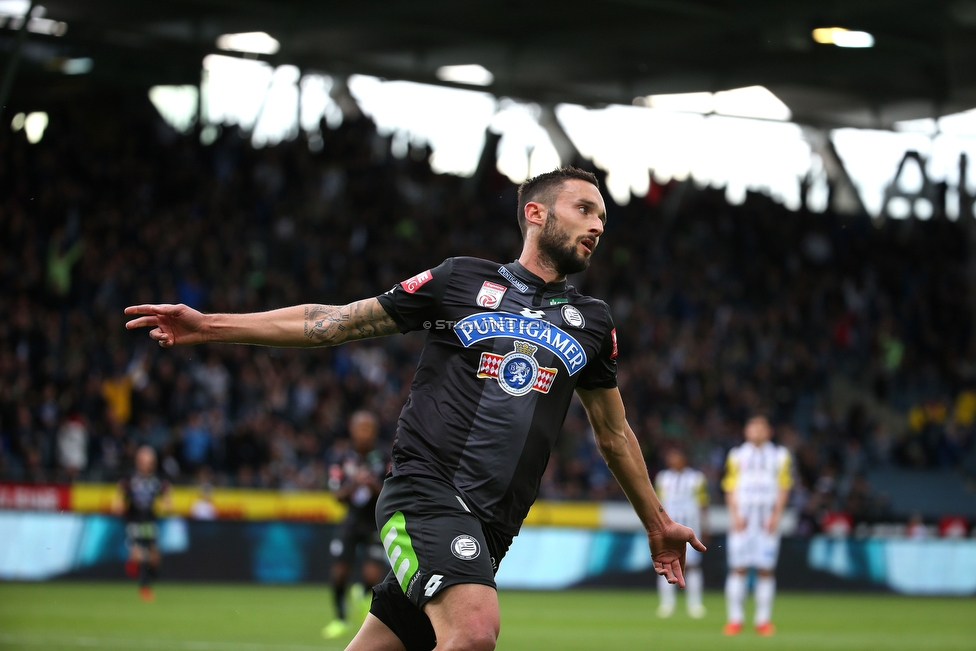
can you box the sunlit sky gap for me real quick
[146,57,976,215]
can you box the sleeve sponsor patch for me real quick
[610,328,618,359]
[401,269,433,294]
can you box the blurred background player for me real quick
[654,446,708,619]
[112,446,172,601]
[722,413,793,636]
[322,411,389,639]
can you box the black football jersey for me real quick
[120,473,168,523]
[328,447,389,520]
[376,257,618,536]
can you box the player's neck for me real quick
[517,249,565,285]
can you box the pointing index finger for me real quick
[124,304,157,315]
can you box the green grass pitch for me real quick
[0,582,973,650]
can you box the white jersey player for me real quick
[722,414,792,636]
[654,447,708,619]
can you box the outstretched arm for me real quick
[576,386,706,587]
[124,298,398,348]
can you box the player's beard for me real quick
[537,209,591,276]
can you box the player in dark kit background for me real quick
[323,410,390,639]
[125,167,705,651]
[112,445,172,601]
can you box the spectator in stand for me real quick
[180,411,212,474]
[56,412,88,480]
[190,483,218,520]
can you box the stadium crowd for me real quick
[2,96,975,530]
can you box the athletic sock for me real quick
[755,576,776,625]
[725,572,746,624]
[657,574,676,610]
[332,581,347,621]
[686,566,704,611]
[138,562,150,588]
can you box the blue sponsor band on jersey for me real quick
[454,312,587,375]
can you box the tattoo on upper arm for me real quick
[351,298,399,339]
[303,299,397,345]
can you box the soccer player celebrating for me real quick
[112,445,172,602]
[323,410,390,639]
[654,446,708,619]
[721,413,793,636]
[125,167,705,651]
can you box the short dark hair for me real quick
[745,410,772,426]
[516,167,599,238]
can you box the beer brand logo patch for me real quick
[454,312,587,375]
[477,340,558,396]
[497,266,529,293]
[401,270,432,294]
[476,281,507,309]
[561,305,585,328]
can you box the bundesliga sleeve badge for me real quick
[475,281,507,309]
[401,270,433,293]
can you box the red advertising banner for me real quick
[0,482,71,511]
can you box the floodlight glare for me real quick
[647,92,713,114]
[812,27,874,48]
[216,32,280,55]
[149,85,199,134]
[0,2,68,36]
[0,0,34,18]
[62,58,93,75]
[641,86,791,121]
[24,112,48,144]
[435,64,494,87]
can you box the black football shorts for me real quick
[369,474,511,651]
[125,521,159,549]
[330,513,387,565]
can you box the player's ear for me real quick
[523,201,547,231]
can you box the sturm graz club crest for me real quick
[477,340,557,396]
[560,304,585,328]
[451,534,481,560]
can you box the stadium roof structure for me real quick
[7,0,976,129]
